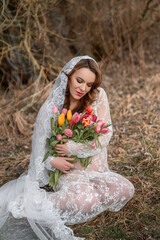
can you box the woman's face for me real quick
[69,67,96,102]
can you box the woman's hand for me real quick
[55,139,70,156]
[50,157,74,174]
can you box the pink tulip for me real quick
[64,128,73,137]
[101,128,109,134]
[89,121,94,125]
[62,108,67,116]
[97,120,104,127]
[94,125,101,133]
[101,122,108,127]
[53,106,58,114]
[91,141,96,149]
[72,112,81,123]
[57,134,63,141]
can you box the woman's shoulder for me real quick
[92,87,107,110]
[97,86,105,93]
[96,87,107,99]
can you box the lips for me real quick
[76,91,83,96]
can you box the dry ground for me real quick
[0,63,160,240]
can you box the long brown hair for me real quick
[63,59,102,114]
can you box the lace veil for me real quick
[0,56,99,240]
[28,56,99,186]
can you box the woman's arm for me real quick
[65,88,113,158]
[44,156,56,171]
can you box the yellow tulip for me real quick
[67,109,72,121]
[58,113,65,126]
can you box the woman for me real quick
[0,56,134,240]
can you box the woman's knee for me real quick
[80,192,99,213]
[123,180,135,201]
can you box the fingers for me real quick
[63,170,70,174]
[55,144,67,148]
[55,145,64,150]
[65,161,74,169]
[65,157,75,161]
[56,151,65,156]
[68,163,74,168]
[62,139,69,143]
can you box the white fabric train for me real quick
[0,56,134,240]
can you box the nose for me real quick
[80,83,86,92]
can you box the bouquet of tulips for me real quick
[43,105,110,190]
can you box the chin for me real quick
[74,95,81,100]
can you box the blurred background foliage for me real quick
[0,0,160,88]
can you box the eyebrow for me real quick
[77,77,95,84]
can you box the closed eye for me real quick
[77,78,94,87]
[87,83,94,87]
[76,78,83,83]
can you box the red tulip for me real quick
[82,117,91,127]
[69,120,76,128]
[81,113,89,121]
[86,106,94,115]
[92,115,97,122]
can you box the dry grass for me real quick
[0,62,159,239]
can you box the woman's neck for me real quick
[69,102,78,111]
[69,96,79,111]
[69,99,80,111]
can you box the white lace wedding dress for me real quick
[0,56,134,240]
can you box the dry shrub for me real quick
[0,0,160,87]
[0,75,53,138]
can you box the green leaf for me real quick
[42,150,50,162]
[52,130,56,136]
[74,129,80,138]
[84,142,92,148]
[69,155,78,163]
[49,171,55,187]
[46,138,50,145]
[51,140,59,147]
[79,157,90,169]
[54,169,60,191]
[51,118,55,130]
[49,149,57,155]
[50,136,56,142]
[96,135,102,148]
